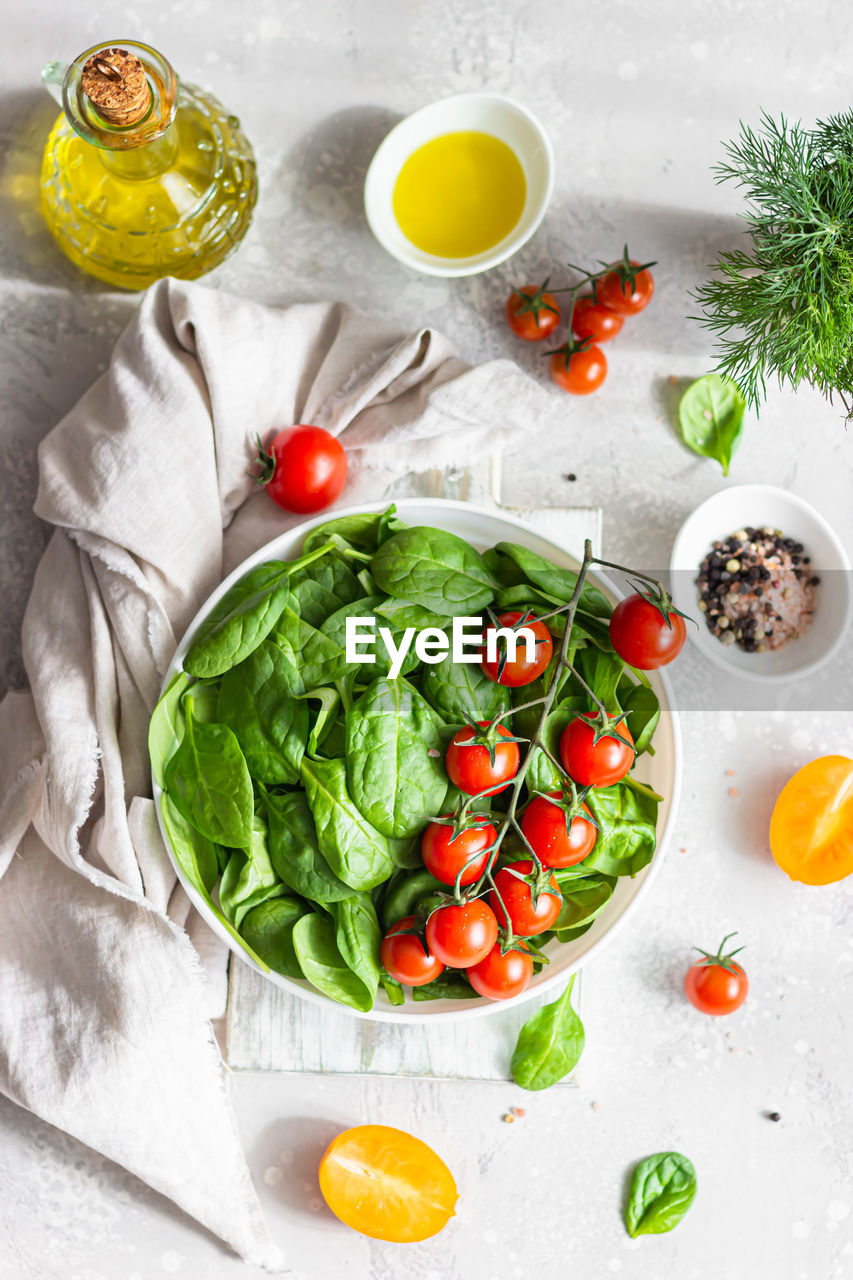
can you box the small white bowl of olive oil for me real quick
[364,93,554,277]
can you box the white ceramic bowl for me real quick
[670,484,851,683]
[153,499,681,1022]
[363,93,554,277]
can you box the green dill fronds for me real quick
[694,108,853,418]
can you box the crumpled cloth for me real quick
[0,277,561,1265]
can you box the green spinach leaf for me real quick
[163,698,254,847]
[218,815,284,929]
[291,913,375,1011]
[217,638,307,784]
[511,974,585,1091]
[421,636,511,724]
[263,788,353,903]
[622,683,660,755]
[584,783,658,877]
[625,1152,697,1237]
[678,374,745,477]
[552,871,614,933]
[331,895,382,1002]
[289,556,363,627]
[380,867,445,929]
[239,896,306,979]
[345,677,448,838]
[411,972,475,1000]
[301,756,395,890]
[371,527,497,616]
[492,543,611,618]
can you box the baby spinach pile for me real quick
[150,505,664,1028]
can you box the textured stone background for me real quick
[1,1,852,1277]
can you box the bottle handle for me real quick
[41,61,67,106]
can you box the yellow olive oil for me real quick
[392,131,526,258]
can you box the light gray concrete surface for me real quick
[2,1,853,1277]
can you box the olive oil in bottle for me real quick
[40,40,258,289]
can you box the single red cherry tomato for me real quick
[467,943,533,1000]
[380,916,444,987]
[505,285,561,342]
[571,296,624,343]
[480,611,553,688]
[559,713,634,788]
[550,345,607,395]
[609,594,686,669]
[255,425,347,514]
[425,900,499,968]
[490,860,562,937]
[421,819,497,887]
[597,261,655,315]
[520,792,597,868]
[684,934,748,1016]
[445,722,520,797]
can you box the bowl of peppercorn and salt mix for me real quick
[670,484,851,683]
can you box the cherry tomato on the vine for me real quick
[505,284,561,342]
[380,916,444,987]
[597,260,655,316]
[421,819,497,887]
[255,425,347,514]
[571,295,624,344]
[550,344,607,395]
[609,594,687,670]
[467,943,533,1000]
[684,934,748,1016]
[445,722,520,797]
[425,899,498,968]
[559,713,634,788]
[480,611,553,688]
[520,792,597,868]
[490,860,562,937]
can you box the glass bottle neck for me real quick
[49,40,178,153]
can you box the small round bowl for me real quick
[670,484,851,683]
[364,93,554,277]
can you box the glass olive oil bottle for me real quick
[40,41,258,289]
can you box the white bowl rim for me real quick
[670,482,852,684]
[363,91,555,278]
[153,497,682,1024]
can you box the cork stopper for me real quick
[81,47,151,126]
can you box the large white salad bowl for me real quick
[152,499,681,1022]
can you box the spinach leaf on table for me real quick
[371,527,498,616]
[218,815,285,929]
[421,635,511,725]
[239,896,306,979]
[511,973,585,1091]
[217,638,308,784]
[625,1152,697,1237]
[345,676,448,838]
[291,913,375,1012]
[301,756,395,890]
[263,788,353,903]
[163,697,254,847]
[330,895,382,1003]
[584,783,658,877]
[678,373,745,477]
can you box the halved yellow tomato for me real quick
[770,755,853,885]
[318,1124,458,1243]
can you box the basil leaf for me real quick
[163,698,254,847]
[492,543,611,618]
[291,913,374,1011]
[625,1151,697,1237]
[345,676,448,838]
[218,815,285,930]
[622,683,660,755]
[300,756,395,891]
[371,527,498,616]
[263,789,353,903]
[511,974,585,1091]
[330,895,382,1003]
[584,783,658,877]
[421,634,511,724]
[678,373,745,477]
[239,896,306,979]
[216,639,307,784]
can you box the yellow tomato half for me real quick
[318,1124,458,1243]
[770,755,853,885]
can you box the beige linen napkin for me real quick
[0,277,562,1266]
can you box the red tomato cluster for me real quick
[505,254,655,397]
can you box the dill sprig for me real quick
[694,108,853,418]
